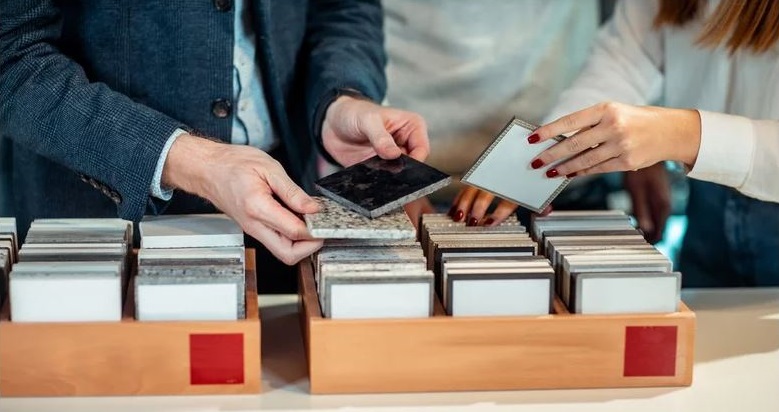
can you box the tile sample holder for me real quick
[0,250,260,397]
[298,258,695,394]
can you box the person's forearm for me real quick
[664,108,701,168]
[161,133,224,199]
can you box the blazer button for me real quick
[211,99,232,118]
[213,0,232,11]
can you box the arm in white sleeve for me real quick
[544,0,665,123]
[149,128,187,201]
[690,111,779,203]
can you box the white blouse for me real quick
[546,0,779,203]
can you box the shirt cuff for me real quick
[149,128,187,201]
[687,110,755,188]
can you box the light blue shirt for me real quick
[151,0,276,200]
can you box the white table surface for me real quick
[2,288,778,412]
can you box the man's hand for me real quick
[162,134,323,265]
[321,96,430,166]
[624,162,671,244]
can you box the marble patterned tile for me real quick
[323,238,420,248]
[138,246,245,266]
[315,155,451,218]
[305,197,416,239]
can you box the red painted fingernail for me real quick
[467,216,478,226]
[527,134,540,144]
[447,205,456,217]
[546,168,559,178]
[531,159,544,169]
[566,173,576,178]
[453,210,464,222]
[484,218,495,226]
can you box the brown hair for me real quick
[654,0,779,53]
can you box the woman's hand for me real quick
[528,102,701,178]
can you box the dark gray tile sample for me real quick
[315,155,451,218]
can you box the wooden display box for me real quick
[298,259,695,394]
[0,250,261,397]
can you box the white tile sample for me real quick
[9,261,122,322]
[329,282,431,319]
[136,246,246,320]
[140,214,244,248]
[451,277,551,317]
[135,283,238,321]
[574,272,681,314]
[462,118,570,213]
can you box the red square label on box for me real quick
[624,326,677,377]
[189,333,244,385]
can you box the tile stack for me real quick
[0,217,18,307]
[420,213,555,317]
[136,214,245,321]
[9,218,131,322]
[531,211,680,314]
[306,197,433,319]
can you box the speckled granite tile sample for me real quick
[305,197,416,239]
[315,155,451,218]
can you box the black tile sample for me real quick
[315,155,451,218]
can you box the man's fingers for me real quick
[247,195,315,241]
[402,113,430,161]
[407,143,430,162]
[361,114,403,159]
[246,221,323,266]
[266,168,319,214]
